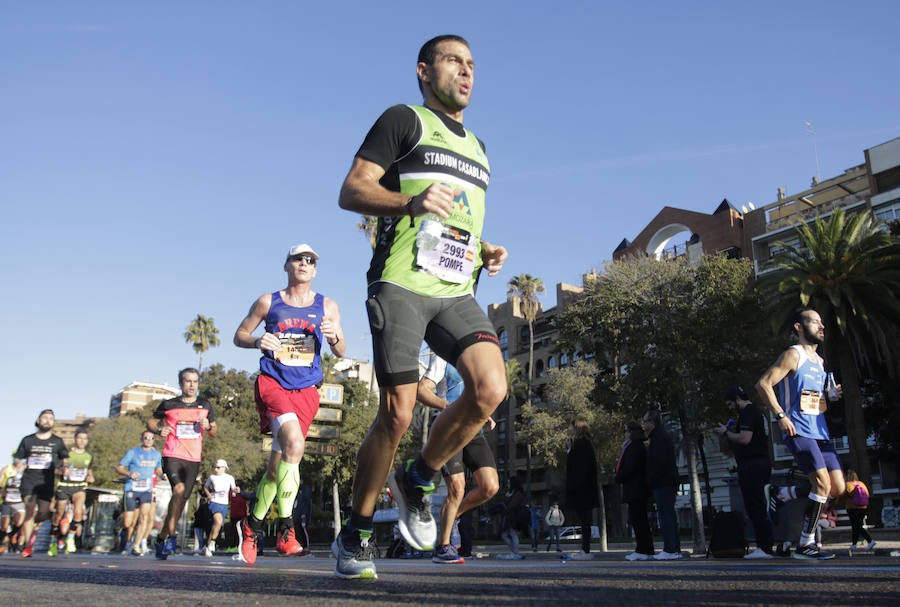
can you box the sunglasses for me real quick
[291,254,317,265]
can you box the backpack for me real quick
[851,483,869,507]
[706,511,748,558]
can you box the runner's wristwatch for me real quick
[775,412,786,420]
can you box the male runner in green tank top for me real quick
[51,429,93,555]
[335,34,507,580]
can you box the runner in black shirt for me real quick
[14,409,68,557]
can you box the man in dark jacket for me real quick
[643,410,682,559]
[566,417,599,559]
[615,420,654,560]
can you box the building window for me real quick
[536,359,545,377]
[769,236,802,259]
[560,353,568,367]
[498,328,508,349]
[874,201,900,222]
[548,356,556,368]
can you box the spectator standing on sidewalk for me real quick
[615,420,654,561]
[544,501,565,552]
[643,410,682,560]
[567,417,599,560]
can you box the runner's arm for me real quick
[755,348,799,437]
[234,293,280,351]
[416,377,449,411]
[339,157,456,219]
[321,298,346,358]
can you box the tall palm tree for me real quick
[507,274,546,407]
[184,314,221,372]
[758,208,900,485]
[504,358,526,481]
[356,215,378,250]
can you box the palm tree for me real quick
[507,274,546,407]
[504,358,526,481]
[758,208,900,485]
[321,352,339,382]
[184,314,221,372]
[356,215,378,250]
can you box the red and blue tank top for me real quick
[259,291,325,390]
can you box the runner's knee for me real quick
[447,476,465,501]
[374,408,414,444]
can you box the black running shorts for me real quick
[365,281,499,386]
[442,430,497,477]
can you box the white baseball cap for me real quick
[286,243,319,260]
[215,459,228,469]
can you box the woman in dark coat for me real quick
[566,417,600,557]
[614,420,654,560]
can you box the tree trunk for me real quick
[505,397,516,482]
[678,409,705,553]
[697,434,713,515]
[838,345,871,487]
[685,436,705,553]
[332,479,341,540]
[527,319,534,406]
[598,481,608,552]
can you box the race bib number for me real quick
[416,220,476,284]
[66,468,88,482]
[27,454,52,470]
[799,390,826,415]
[5,489,22,503]
[214,490,227,501]
[132,478,152,492]
[176,421,201,439]
[273,334,316,367]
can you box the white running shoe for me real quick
[569,550,593,560]
[744,547,773,559]
[625,552,652,561]
[653,551,683,560]
[388,461,436,552]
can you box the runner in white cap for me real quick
[202,460,238,556]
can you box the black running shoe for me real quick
[792,543,835,560]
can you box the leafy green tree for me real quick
[301,378,383,500]
[501,358,526,481]
[199,364,259,438]
[518,360,623,550]
[199,416,267,484]
[184,314,221,372]
[757,208,900,485]
[507,274,546,406]
[558,254,777,552]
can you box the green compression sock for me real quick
[252,473,278,521]
[275,460,300,518]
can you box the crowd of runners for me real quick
[1,34,870,578]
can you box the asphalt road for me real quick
[1,551,898,606]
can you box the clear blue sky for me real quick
[2,1,898,457]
